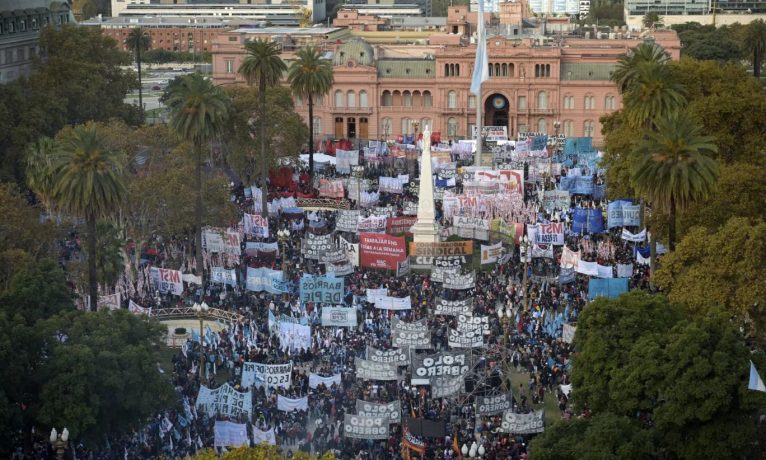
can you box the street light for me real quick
[192,301,210,382]
[277,228,290,272]
[49,428,69,460]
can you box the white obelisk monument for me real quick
[411,128,440,243]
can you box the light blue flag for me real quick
[191,329,200,343]
[469,0,488,96]
[749,361,766,392]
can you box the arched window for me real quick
[382,117,392,137]
[381,90,392,106]
[392,90,402,106]
[312,116,321,135]
[447,90,457,109]
[488,63,493,77]
[401,118,411,135]
[359,90,368,107]
[455,64,460,76]
[403,91,412,107]
[537,91,548,110]
[335,90,344,107]
[447,117,458,137]
[584,95,595,110]
[495,63,500,77]
[347,90,356,107]
[563,120,573,137]
[501,63,508,76]
[604,95,615,110]
[423,91,433,107]
[584,120,595,137]
[445,63,449,76]
[508,63,515,77]
[563,95,574,110]
[545,64,551,77]
[537,118,547,133]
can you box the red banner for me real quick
[360,233,407,270]
[386,216,417,235]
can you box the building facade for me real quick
[624,0,766,28]
[211,15,680,146]
[0,0,75,84]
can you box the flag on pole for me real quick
[470,0,488,96]
[749,361,766,392]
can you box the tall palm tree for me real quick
[126,27,151,117]
[51,123,127,311]
[611,42,670,94]
[621,62,686,128]
[632,111,719,251]
[287,46,333,179]
[742,19,766,78]
[164,73,230,281]
[238,39,286,217]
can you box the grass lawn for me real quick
[507,365,562,427]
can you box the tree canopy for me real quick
[192,446,336,460]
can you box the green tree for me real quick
[569,291,766,459]
[642,12,661,28]
[610,42,670,94]
[742,18,766,78]
[36,309,175,443]
[654,218,766,341]
[238,39,287,216]
[288,46,334,178]
[192,445,336,459]
[631,111,719,250]
[621,62,686,128]
[164,73,230,280]
[51,123,127,311]
[25,137,59,218]
[126,27,151,118]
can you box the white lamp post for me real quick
[49,428,69,460]
[192,301,210,381]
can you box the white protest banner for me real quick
[360,191,379,208]
[355,358,398,380]
[543,190,570,211]
[336,149,359,174]
[326,261,354,277]
[357,215,387,233]
[318,248,347,264]
[278,322,311,352]
[527,223,565,246]
[431,266,460,283]
[430,375,464,398]
[336,210,360,233]
[379,176,405,194]
[453,216,490,240]
[182,273,201,285]
[320,178,345,198]
[224,230,241,256]
[210,267,237,286]
[339,235,360,266]
[128,299,150,315]
[365,287,388,300]
[391,317,431,348]
[411,351,469,385]
[245,267,287,294]
[321,306,357,327]
[596,264,613,279]
[343,414,389,439]
[300,274,344,304]
[448,328,484,348]
[621,228,647,242]
[480,242,504,265]
[562,324,576,344]
[403,201,418,216]
[150,267,183,295]
[277,395,308,412]
[560,247,580,269]
[366,346,410,366]
[203,229,224,253]
[617,263,633,278]
[501,410,545,434]
[396,258,411,277]
[433,298,473,316]
[214,421,248,447]
[196,383,252,418]
[97,293,121,311]
[371,295,412,311]
[576,260,599,276]
[302,233,334,259]
[444,271,476,290]
[457,314,490,335]
[243,213,269,238]
[241,362,292,388]
[309,373,342,389]
[356,400,401,424]
[252,427,277,445]
[476,393,513,415]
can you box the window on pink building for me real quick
[563,120,573,137]
[423,91,432,107]
[584,120,595,137]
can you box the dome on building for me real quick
[333,39,374,67]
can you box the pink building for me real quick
[211,17,680,146]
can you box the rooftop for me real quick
[230,26,344,35]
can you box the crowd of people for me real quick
[29,135,655,460]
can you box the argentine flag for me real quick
[749,360,766,393]
[470,0,488,96]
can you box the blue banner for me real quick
[300,274,344,304]
[571,208,605,234]
[246,267,289,294]
[531,135,548,151]
[559,176,595,195]
[588,278,629,299]
[607,201,641,228]
[564,137,593,156]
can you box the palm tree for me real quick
[742,19,766,78]
[611,42,670,94]
[51,123,127,311]
[632,111,719,251]
[126,27,151,117]
[164,73,230,281]
[287,46,333,179]
[238,39,286,217]
[26,137,59,218]
[621,62,686,128]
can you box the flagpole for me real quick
[475,5,484,168]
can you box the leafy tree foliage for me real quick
[562,291,766,459]
[654,218,766,341]
[672,22,744,62]
[192,445,336,460]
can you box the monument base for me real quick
[411,222,440,243]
